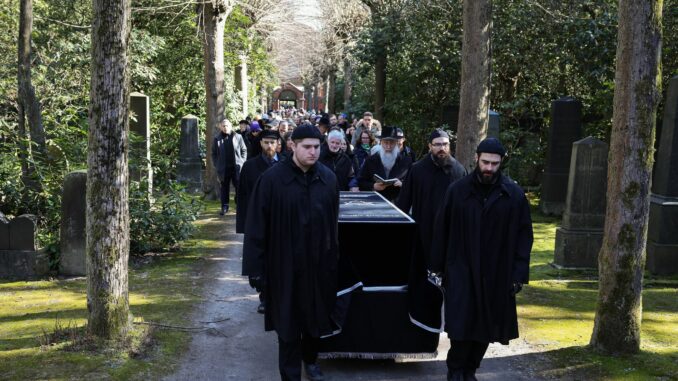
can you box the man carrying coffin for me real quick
[430,138,533,381]
[243,124,340,381]
[237,129,281,314]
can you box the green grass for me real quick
[0,200,225,381]
[517,202,678,380]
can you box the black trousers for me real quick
[446,340,490,372]
[219,167,239,208]
[278,334,319,381]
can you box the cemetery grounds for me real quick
[0,199,676,380]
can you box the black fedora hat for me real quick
[380,125,398,140]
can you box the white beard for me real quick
[377,145,400,177]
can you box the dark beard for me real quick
[475,166,499,185]
[432,153,453,168]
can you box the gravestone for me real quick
[488,110,500,138]
[441,104,459,132]
[177,115,203,193]
[9,215,36,250]
[60,170,87,276]
[540,97,583,215]
[647,76,678,275]
[0,214,48,279]
[130,92,153,192]
[0,212,9,249]
[554,137,608,268]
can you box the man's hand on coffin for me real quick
[427,270,443,287]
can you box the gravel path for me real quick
[165,213,542,381]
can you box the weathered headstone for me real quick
[540,97,583,215]
[0,212,9,250]
[647,76,678,275]
[488,110,500,138]
[60,170,87,276]
[441,104,459,132]
[177,115,203,193]
[554,137,608,268]
[9,215,36,251]
[130,92,153,192]
[0,214,48,279]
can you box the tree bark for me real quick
[17,0,44,195]
[455,0,492,171]
[374,53,386,123]
[199,0,232,200]
[87,0,132,339]
[328,71,336,114]
[589,0,662,354]
[343,58,353,113]
[240,53,248,118]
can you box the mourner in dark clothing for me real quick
[396,128,417,162]
[237,119,252,152]
[247,121,263,159]
[396,129,466,256]
[357,126,412,202]
[430,138,534,381]
[242,125,340,381]
[211,119,247,215]
[319,129,355,191]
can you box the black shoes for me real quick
[257,302,265,314]
[304,363,324,381]
[447,369,477,381]
[219,205,229,216]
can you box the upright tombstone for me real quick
[129,92,153,192]
[647,76,678,275]
[441,104,460,132]
[488,110,501,138]
[0,214,48,279]
[554,137,608,268]
[9,215,37,251]
[0,212,9,250]
[60,170,87,276]
[177,115,203,193]
[540,97,583,215]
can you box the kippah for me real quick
[429,129,450,142]
[291,124,323,141]
[476,137,506,157]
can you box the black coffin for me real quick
[319,192,440,359]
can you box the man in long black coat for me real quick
[242,125,340,381]
[236,130,281,313]
[319,129,355,191]
[430,138,533,381]
[357,125,412,201]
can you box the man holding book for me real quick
[357,125,412,201]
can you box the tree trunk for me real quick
[455,0,492,171]
[343,59,353,113]
[240,53,248,118]
[17,0,44,195]
[374,53,386,123]
[589,0,662,354]
[199,0,232,200]
[87,0,132,339]
[328,71,336,114]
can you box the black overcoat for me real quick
[235,154,276,234]
[430,173,533,344]
[357,153,412,201]
[242,159,341,341]
[319,150,355,191]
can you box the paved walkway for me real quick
[165,213,541,381]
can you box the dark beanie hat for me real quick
[291,124,323,141]
[429,129,450,142]
[318,117,330,126]
[260,130,280,140]
[476,137,506,157]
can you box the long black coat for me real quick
[235,154,277,233]
[211,132,247,181]
[242,159,341,341]
[319,150,355,191]
[357,153,412,201]
[430,173,533,344]
[396,154,466,255]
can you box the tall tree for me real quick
[590,0,663,353]
[17,0,45,195]
[199,0,233,199]
[87,0,132,339]
[455,0,492,171]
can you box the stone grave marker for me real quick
[9,215,36,251]
[0,212,9,250]
[130,92,153,192]
[60,170,87,276]
[488,110,500,138]
[177,115,203,193]
[647,75,678,275]
[540,97,583,215]
[554,137,608,268]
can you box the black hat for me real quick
[380,125,398,140]
[476,137,506,157]
[318,117,330,126]
[395,128,405,139]
[429,129,450,142]
[260,130,280,140]
[291,124,323,141]
[238,119,249,125]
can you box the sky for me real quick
[294,0,322,30]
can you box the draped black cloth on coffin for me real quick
[236,154,276,234]
[430,173,533,344]
[357,153,412,201]
[396,154,467,332]
[242,158,349,342]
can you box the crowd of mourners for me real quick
[211,106,534,381]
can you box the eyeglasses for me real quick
[431,142,450,148]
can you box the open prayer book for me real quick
[373,174,399,186]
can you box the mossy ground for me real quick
[0,200,226,381]
[518,200,678,380]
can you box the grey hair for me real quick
[327,129,345,141]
